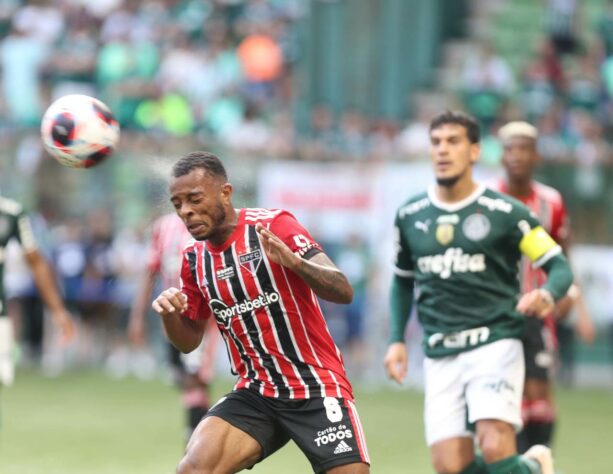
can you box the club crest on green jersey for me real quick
[462,214,491,241]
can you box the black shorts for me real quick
[206,389,370,473]
[522,317,555,381]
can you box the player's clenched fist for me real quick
[152,287,188,316]
[516,288,555,319]
[384,342,408,385]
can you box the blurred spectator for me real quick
[12,0,64,45]
[76,210,119,364]
[598,1,613,56]
[460,41,514,128]
[519,47,559,123]
[0,22,48,126]
[220,102,272,153]
[536,105,571,161]
[368,118,400,162]
[300,104,337,161]
[53,219,87,314]
[335,234,370,357]
[47,8,98,99]
[544,0,581,55]
[237,31,284,103]
[334,109,371,160]
[396,103,435,160]
[565,48,603,114]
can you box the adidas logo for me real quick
[333,441,353,454]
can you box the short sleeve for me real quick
[14,210,38,253]
[179,246,210,321]
[510,203,562,268]
[268,211,323,260]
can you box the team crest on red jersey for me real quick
[238,248,263,274]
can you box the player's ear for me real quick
[469,142,481,165]
[220,182,233,202]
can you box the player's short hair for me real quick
[429,110,480,144]
[172,151,228,180]
[498,121,538,141]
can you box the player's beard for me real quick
[194,203,227,241]
[436,174,461,187]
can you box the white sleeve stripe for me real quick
[393,267,415,278]
[532,245,562,268]
[17,216,38,252]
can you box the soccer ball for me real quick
[40,94,120,169]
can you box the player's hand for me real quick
[516,289,554,319]
[256,223,301,270]
[51,308,76,345]
[384,342,408,385]
[152,287,188,317]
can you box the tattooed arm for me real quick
[256,223,353,304]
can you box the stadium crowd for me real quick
[0,0,610,164]
[0,0,611,378]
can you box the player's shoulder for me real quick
[478,187,528,215]
[533,181,565,206]
[0,196,24,216]
[396,191,430,220]
[243,207,288,225]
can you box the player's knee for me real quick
[479,429,512,463]
[431,454,468,474]
[176,444,219,474]
[176,455,204,474]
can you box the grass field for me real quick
[1,370,612,473]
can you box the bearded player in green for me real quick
[384,111,573,474]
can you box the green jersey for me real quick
[394,184,562,358]
[0,197,37,316]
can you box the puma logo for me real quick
[415,220,431,233]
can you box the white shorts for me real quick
[423,338,524,446]
[0,317,15,386]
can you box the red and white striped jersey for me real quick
[492,178,569,292]
[179,208,354,400]
[147,213,192,289]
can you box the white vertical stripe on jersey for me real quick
[257,246,317,398]
[277,265,336,398]
[224,241,278,397]
[243,229,305,398]
[313,294,346,388]
[200,245,247,388]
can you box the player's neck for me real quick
[435,178,478,204]
[505,178,533,198]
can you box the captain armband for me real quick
[519,225,561,267]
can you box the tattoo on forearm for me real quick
[293,255,352,303]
